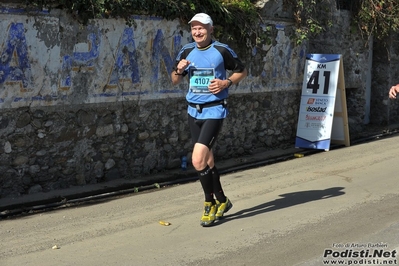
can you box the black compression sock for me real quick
[198,165,215,203]
[211,166,226,203]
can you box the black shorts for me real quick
[188,114,224,149]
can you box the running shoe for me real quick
[216,197,233,220]
[200,202,217,227]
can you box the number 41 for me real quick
[307,71,331,94]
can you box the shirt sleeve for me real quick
[215,45,246,73]
[172,46,193,76]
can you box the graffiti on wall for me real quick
[0,13,184,107]
[0,23,33,92]
[60,32,101,89]
[0,11,304,108]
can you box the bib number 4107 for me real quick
[307,71,331,94]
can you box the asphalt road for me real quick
[1,134,399,266]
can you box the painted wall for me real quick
[0,7,305,108]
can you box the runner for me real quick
[171,13,248,226]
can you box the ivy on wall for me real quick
[20,0,399,47]
[353,0,399,41]
[23,0,270,48]
[287,0,399,45]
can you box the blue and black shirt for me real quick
[173,40,246,119]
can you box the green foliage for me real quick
[24,0,267,48]
[287,0,399,45]
[20,0,399,48]
[288,0,333,45]
[353,0,399,41]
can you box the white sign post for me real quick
[295,54,350,150]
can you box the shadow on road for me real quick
[217,187,345,225]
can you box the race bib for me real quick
[189,68,215,94]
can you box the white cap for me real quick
[188,13,213,26]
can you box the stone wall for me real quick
[0,1,378,198]
[373,32,399,126]
[0,91,300,196]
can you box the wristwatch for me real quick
[226,78,233,88]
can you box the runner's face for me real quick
[191,21,213,48]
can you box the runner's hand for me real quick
[176,59,190,74]
[208,79,228,94]
[389,84,399,99]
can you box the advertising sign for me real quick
[295,54,349,150]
